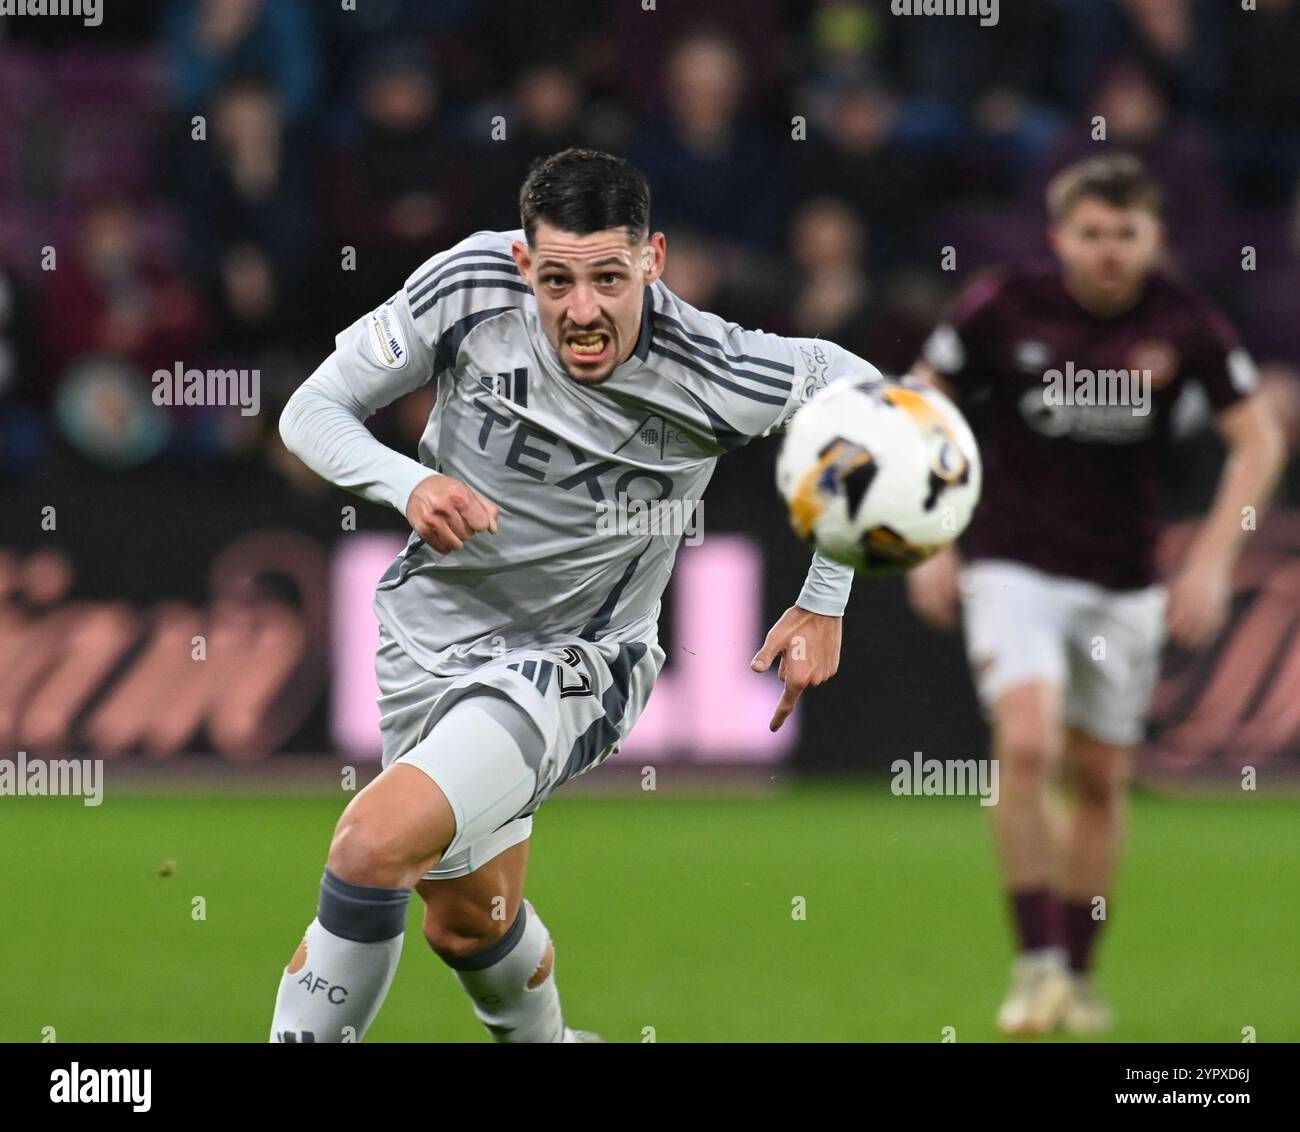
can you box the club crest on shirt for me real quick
[1128,340,1179,389]
[627,413,671,459]
[369,300,408,370]
[612,412,707,461]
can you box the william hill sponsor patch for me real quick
[370,301,408,369]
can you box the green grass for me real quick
[2,783,1296,1042]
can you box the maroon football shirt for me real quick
[923,264,1258,590]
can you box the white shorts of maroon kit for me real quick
[959,558,1167,747]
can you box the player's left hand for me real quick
[751,605,842,732]
[1165,557,1233,650]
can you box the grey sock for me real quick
[447,900,565,1043]
[268,869,410,1043]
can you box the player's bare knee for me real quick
[993,684,1061,786]
[425,921,510,965]
[423,903,513,963]
[1073,775,1121,809]
[997,728,1056,791]
[1071,755,1131,808]
[327,811,413,888]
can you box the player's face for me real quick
[513,223,666,384]
[1050,198,1164,311]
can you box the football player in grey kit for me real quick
[270,149,876,1043]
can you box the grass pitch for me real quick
[2,782,1295,1042]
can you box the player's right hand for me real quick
[906,543,961,632]
[405,473,499,553]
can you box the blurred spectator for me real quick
[209,243,287,357]
[1059,0,1220,115]
[180,76,316,334]
[787,198,873,347]
[1230,189,1300,367]
[607,3,784,111]
[888,0,1068,189]
[53,356,171,471]
[39,200,201,397]
[199,240,318,452]
[802,0,891,103]
[164,0,320,124]
[1218,0,1300,206]
[0,268,35,407]
[318,0,486,120]
[660,228,728,314]
[891,0,1066,107]
[783,198,934,375]
[632,32,782,252]
[469,61,595,231]
[659,226,777,332]
[327,44,468,308]
[0,267,44,479]
[467,0,609,97]
[796,83,931,272]
[1031,62,1235,283]
[0,0,1294,492]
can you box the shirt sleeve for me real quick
[795,550,855,616]
[760,337,885,438]
[1186,301,1260,412]
[920,272,1005,397]
[279,283,438,515]
[667,315,877,614]
[756,337,880,617]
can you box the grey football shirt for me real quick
[280,228,876,674]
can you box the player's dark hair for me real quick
[1046,155,1163,223]
[519,148,651,245]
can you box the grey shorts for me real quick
[376,626,664,880]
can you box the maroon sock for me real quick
[1010,887,1063,953]
[1063,900,1104,973]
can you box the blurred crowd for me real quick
[2,0,1300,483]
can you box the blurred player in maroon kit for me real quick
[910,155,1285,1035]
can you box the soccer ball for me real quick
[775,376,982,574]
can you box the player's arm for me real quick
[759,334,885,618]
[751,336,875,730]
[905,349,963,632]
[903,282,998,632]
[279,286,498,552]
[1166,387,1285,649]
